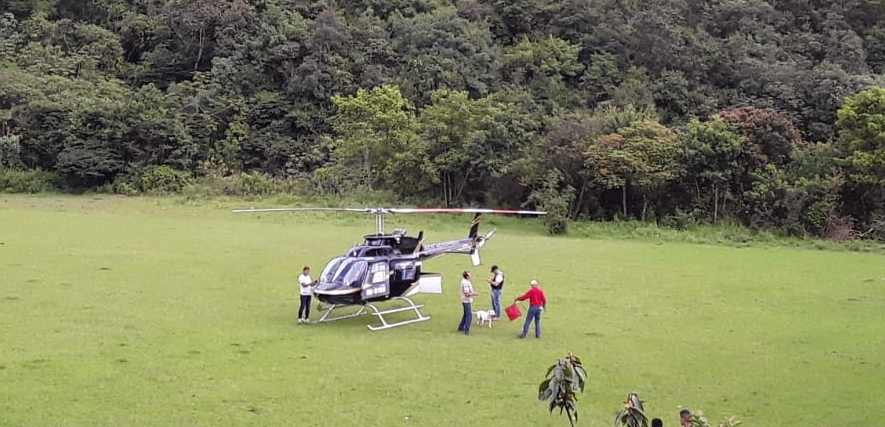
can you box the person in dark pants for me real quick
[297,266,317,323]
[458,270,478,335]
[514,279,547,338]
[486,265,505,319]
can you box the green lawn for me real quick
[1,195,883,427]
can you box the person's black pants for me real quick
[299,295,311,319]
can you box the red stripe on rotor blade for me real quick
[391,208,546,215]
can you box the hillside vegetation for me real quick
[2,0,885,239]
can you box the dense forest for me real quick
[1,0,885,239]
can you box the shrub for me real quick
[544,213,570,235]
[109,165,194,195]
[686,410,742,427]
[232,172,280,196]
[139,165,193,194]
[538,352,587,427]
[0,169,58,193]
[614,392,649,427]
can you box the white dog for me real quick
[474,310,496,328]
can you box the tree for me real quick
[586,119,680,220]
[835,87,885,233]
[163,0,244,72]
[719,106,803,169]
[328,84,418,192]
[538,352,587,427]
[501,35,585,109]
[8,12,124,80]
[289,8,356,101]
[524,168,575,234]
[678,117,745,222]
[533,111,604,219]
[787,142,847,238]
[0,12,23,65]
[866,24,885,73]
[480,88,548,209]
[212,3,312,94]
[388,7,500,105]
[799,62,854,142]
[586,132,634,218]
[418,89,497,205]
[486,0,554,41]
[0,132,22,169]
[618,120,682,221]
[653,68,721,123]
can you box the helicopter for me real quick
[231,206,546,330]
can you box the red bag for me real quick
[505,303,522,321]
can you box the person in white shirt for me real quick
[297,266,317,323]
[458,271,479,335]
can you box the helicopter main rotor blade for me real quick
[231,207,373,213]
[232,206,547,215]
[387,208,547,215]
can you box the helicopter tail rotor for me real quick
[469,228,496,266]
[412,231,425,256]
[468,213,481,238]
[479,228,496,248]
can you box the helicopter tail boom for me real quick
[418,238,475,258]
[417,226,496,267]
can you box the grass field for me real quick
[1,195,884,427]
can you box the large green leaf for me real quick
[538,378,551,394]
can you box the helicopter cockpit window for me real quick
[320,257,344,282]
[320,257,368,288]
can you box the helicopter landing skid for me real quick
[314,304,369,323]
[313,297,431,331]
[366,296,431,331]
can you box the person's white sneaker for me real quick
[297,318,304,323]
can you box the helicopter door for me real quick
[361,261,390,300]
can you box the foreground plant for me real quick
[614,392,649,427]
[717,415,743,427]
[688,410,743,427]
[538,352,587,427]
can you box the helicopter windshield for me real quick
[320,257,368,288]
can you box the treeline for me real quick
[1,0,884,239]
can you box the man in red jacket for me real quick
[514,279,547,339]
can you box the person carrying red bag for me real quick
[514,279,547,339]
